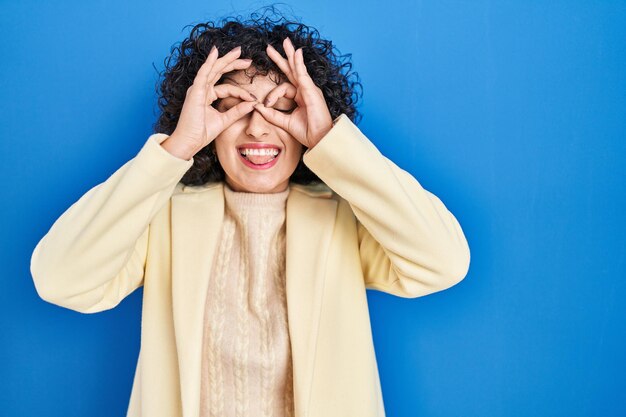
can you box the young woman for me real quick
[30,8,470,417]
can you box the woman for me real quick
[30,8,470,417]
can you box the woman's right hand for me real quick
[161,45,258,160]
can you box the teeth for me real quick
[239,148,280,156]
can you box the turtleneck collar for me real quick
[223,182,290,213]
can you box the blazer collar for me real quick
[170,181,337,417]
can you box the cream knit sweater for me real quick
[199,182,294,417]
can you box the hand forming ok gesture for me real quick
[165,45,257,158]
[252,37,334,149]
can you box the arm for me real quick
[302,114,470,298]
[30,134,194,313]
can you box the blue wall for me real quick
[2,1,625,416]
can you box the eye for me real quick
[274,105,296,114]
[218,97,241,111]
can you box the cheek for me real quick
[284,145,303,168]
[279,135,303,163]
[213,131,236,156]
[212,141,236,173]
[213,139,226,159]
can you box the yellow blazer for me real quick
[30,113,470,417]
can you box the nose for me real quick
[245,108,271,139]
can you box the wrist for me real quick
[308,120,336,149]
[160,134,200,161]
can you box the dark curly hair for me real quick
[153,4,363,186]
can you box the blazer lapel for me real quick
[285,183,337,416]
[169,181,337,417]
[171,182,224,417]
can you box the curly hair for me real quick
[153,4,363,186]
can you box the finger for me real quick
[207,84,256,110]
[293,47,318,91]
[266,44,298,87]
[282,38,298,82]
[252,103,290,131]
[207,58,253,86]
[264,82,297,107]
[221,100,257,127]
[292,47,322,110]
[202,46,243,87]
[193,46,220,86]
[213,83,257,102]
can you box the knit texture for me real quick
[200,183,294,417]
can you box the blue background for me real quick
[2,1,625,416]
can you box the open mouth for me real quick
[237,147,282,169]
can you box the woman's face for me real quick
[213,69,302,193]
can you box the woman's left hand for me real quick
[252,37,333,149]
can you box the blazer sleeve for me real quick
[302,114,471,298]
[29,134,194,313]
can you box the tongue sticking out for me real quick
[244,154,277,165]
